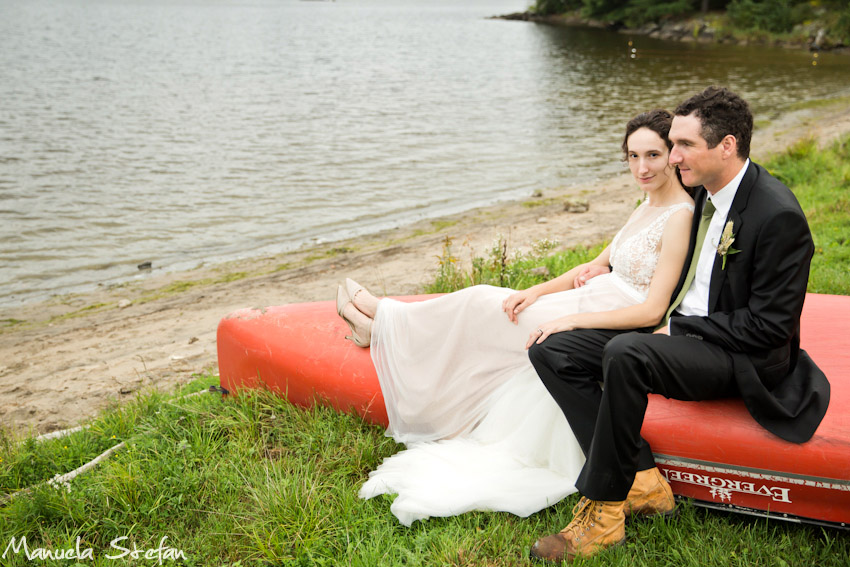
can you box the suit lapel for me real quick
[708,208,743,312]
[708,162,757,313]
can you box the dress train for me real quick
[359,202,693,525]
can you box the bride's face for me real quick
[626,128,675,194]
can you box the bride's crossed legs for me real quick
[339,273,634,355]
[338,278,378,346]
[341,278,528,353]
[347,278,379,318]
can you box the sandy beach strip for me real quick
[2,99,849,435]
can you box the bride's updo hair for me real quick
[622,108,689,191]
[621,108,674,156]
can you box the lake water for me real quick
[1,0,849,307]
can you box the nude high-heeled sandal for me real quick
[345,278,366,304]
[336,284,371,347]
[345,277,380,318]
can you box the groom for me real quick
[527,86,830,563]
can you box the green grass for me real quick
[431,219,460,231]
[403,219,461,241]
[1,136,848,565]
[425,234,604,294]
[765,135,850,295]
[2,375,847,566]
[136,271,254,303]
[787,95,850,113]
[304,246,359,263]
[46,302,113,323]
[521,197,558,208]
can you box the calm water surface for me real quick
[1,0,849,306]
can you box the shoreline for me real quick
[2,99,850,434]
[495,12,850,54]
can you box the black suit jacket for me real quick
[670,161,830,443]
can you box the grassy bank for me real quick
[2,375,848,566]
[1,136,848,565]
[2,373,848,566]
[769,136,850,295]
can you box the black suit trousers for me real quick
[529,325,738,501]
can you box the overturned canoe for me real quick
[217,293,849,528]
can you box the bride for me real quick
[335,109,694,526]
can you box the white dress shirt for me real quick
[676,159,750,318]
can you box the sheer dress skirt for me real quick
[361,275,643,525]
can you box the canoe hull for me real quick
[217,293,849,528]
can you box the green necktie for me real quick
[659,199,716,328]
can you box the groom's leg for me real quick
[528,328,635,456]
[577,332,737,501]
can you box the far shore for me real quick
[2,98,850,434]
[495,12,850,54]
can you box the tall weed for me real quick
[426,234,602,294]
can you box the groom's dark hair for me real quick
[675,86,752,160]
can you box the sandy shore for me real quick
[2,100,849,435]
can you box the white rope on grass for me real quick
[176,389,210,399]
[29,389,212,443]
[47,441,127,491]
[3,387,215,505]
[35,424,90,443]
[2,441,128,505]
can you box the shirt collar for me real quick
[706,159,749,217]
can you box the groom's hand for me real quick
[525,316,580,349]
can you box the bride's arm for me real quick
[527,208,692,347]
[502,245,612,323]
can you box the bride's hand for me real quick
[502,289,540,324]
[525,317,578,349]
[573,264,610,288]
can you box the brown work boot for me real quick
[624,467,676,519]
[529,497,625,563]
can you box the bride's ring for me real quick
[537,328,543,334]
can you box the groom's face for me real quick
[668,113,725,192]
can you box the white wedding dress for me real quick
[360,201,693,526]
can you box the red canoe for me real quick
[217,293,849,528]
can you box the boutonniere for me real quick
[716,221,741,269]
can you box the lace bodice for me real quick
[609,201,694,297]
